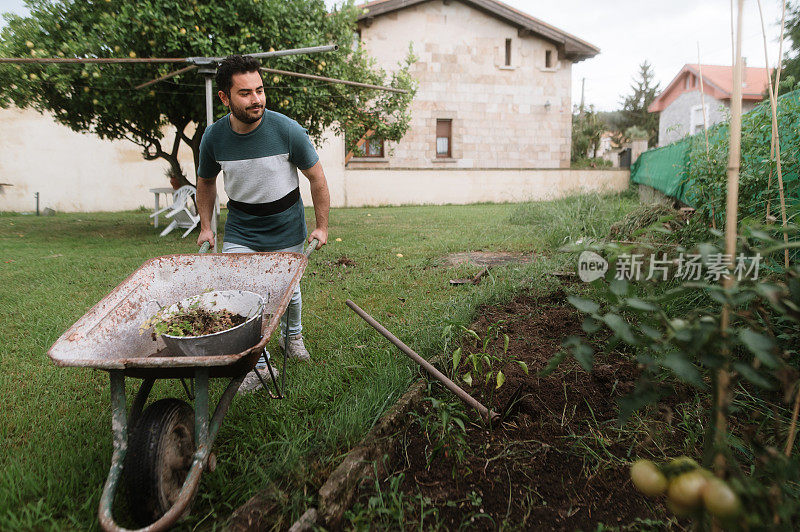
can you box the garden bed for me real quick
[344,289,680,530]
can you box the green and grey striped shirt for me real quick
[198,110,319,250]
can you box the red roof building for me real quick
[649,64,771,146]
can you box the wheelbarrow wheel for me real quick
[124,398,195,526]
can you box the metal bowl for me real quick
[158,290,266,357]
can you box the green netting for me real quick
[630,138,692,204]
[631,89,800,213]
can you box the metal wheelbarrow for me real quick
[47,239,317,531]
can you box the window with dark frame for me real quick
[505,38,512,66]
[345,131,384,159]
[436,119,452,158]
[363,136,384,158]
[545,50,553,68]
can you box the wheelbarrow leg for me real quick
[98,371,128,530]
[194,368,209,448]
[98,371,247,532]
[279,304,294,394]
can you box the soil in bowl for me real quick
[151,308,247,340]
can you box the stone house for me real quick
[649,63,770,147]
[346,0,599,169]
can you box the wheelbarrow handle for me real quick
[199,240,314,255]
[304,238,319,258]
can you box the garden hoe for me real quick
[345,300,524,426]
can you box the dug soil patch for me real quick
[443,251,533,267]
[347,290,674,530]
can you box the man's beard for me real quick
[230,101,264,124]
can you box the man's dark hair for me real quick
[216,55,262,96]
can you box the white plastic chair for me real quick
[149,192,174,221]
[159,185,200,238]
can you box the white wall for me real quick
[339,168,629,206]
[0,107,215,212]
[0,107,629,212]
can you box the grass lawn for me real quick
[0,192,638,530]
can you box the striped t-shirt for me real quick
[198,110,319,250]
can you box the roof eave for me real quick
[357,0,599,61]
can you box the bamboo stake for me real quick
[766,0,787,222]
[716,0,745,477]
[730,0,736,69]
[758,0,789,270]
[757,0,779,223]
[757,0,790,268]
[785,384,800,456]
[697,46,710,155]
[697,44,716,229]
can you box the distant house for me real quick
[593,131,621,166]
[348,0,599,169]
[649,63,771,147]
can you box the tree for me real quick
[0,0,416,185]
[571,104,604,163]
[776,2,800,96]
[618,61,660,147]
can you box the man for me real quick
[196,54,329,393]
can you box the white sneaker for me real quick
[278,333,311,361]
[238,364,280,395]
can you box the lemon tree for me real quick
[0,0,415,185]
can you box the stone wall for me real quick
[357,0,572,169]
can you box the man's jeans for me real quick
[222,241,303,368]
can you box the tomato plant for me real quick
[555,224,800,529]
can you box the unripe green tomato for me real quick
[666,498,693,517]
[668,470,708,509]
[702,479,741,519]
[630,460,667,497]
[669,456,698,468]
[665,455,700,477]
[670,318,688,330]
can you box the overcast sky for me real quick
[0,0,789,111]
[504,0,787,111]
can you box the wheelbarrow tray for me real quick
[48,251,309,379]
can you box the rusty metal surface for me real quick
[49,252,308,371]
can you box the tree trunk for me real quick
[190,124,206,184]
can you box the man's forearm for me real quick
[302,162,330,231]
[309,178,330,231]
[196,177,217,231]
